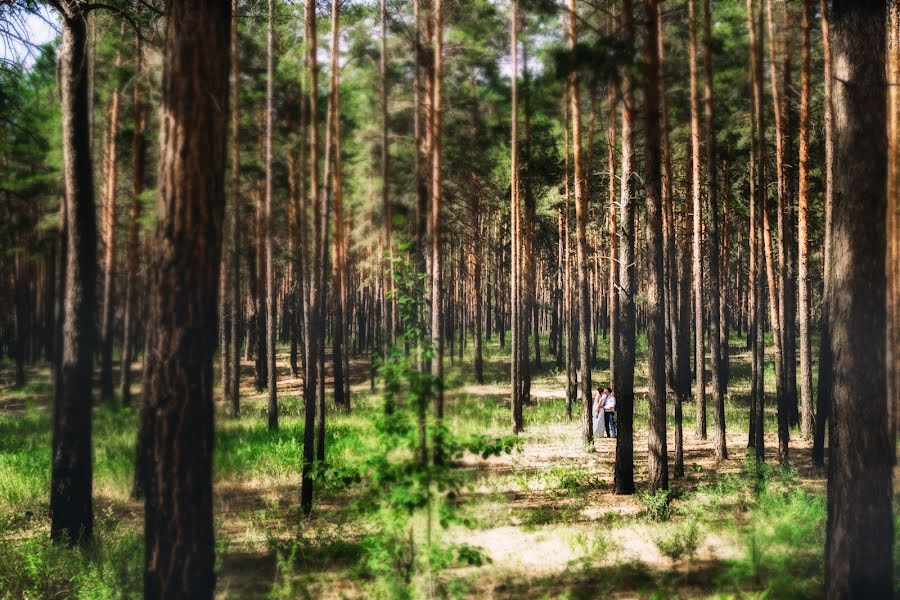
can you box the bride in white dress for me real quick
[592,387,606,438]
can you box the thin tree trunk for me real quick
[812,0,834,466]
[643,0,668,493]
[614,0,636,495]
[688,0,706,441]
[431,0,445,462]
[120,15,144,407]
[99,48,121,402]
[265,0,278,431]
[702,0,726,460]
[825,3,892,596]
[569,0,592,449]
[798,0,813,440]
[510,0,522,434]
[142,0,230,595]
[301,0,321,516]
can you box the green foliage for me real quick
[717,464,826,599]
[0,519,143,600]
[638,489,672,523]
[652,519,701,565]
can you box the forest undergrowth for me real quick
[0,337,896,599]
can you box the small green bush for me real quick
[638,489,672,522]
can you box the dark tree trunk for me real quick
[613,0,636,495]
[120,15,145,407]
[141,1,230,597]
[643,0,668,493]
[824,2,893,597]
[702,0,726,460]
[51,7,97,545]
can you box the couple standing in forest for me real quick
[592,387,617,439]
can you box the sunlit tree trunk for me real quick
[812,0,834,466]
[797,0,813,440]
[569,0,592,448]
[99,49,121,403]
[510,0,522,434]
[643,0,668,493]
[702,0,726,460]
[688,0,706,441]
[431,0,445,462]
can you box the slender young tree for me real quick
[643,0,668,493]
[265,0,277,431]
[812,0,834,466]
[229,0,241,418]
[510,0,522,434]
[825,2,893,597]
[569,0,592,448]
[797,0,813,439]
[49,0,98,544]
[141,0,231,595]
[702,0,726,460]
[614,0,636,495]
[99,48,121,403]
[120,12,144,406]
[431,0,445,461]
[301,0,320,516]
[687,0,706,441]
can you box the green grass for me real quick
[0,330,873,599]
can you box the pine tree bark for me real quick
[301,0,321,515]
[614,0,636,495]
[688,0,706,441]
[141,0,230,595]
[265,0,278,431]
[99,49,121,403]
[229,0,242,418]
[120,15,145,407]
[702,0,726,460]
[643,0,668,493]
[510,0,522,434]
[569,0,592,449]
[431,0,445,461]
[797,0,813,440]
[825,3,892,596]
[51,3,97,544]
[812,0,834,466]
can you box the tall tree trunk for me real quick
[614,0,636,495]
[702,0,726,460]
[331,0,348,411]
[99,49,122,403]
[142,0,230,595]
[510,0,522,434]
[120,15,144,407]
[569,0,592,449]
[643,0,668,493]
[265,0,278,431]
[431,0,445,462]
[51,5,97,544]
[606,82,618,389]
[380,0,393,353]
[797,0,813,439]
[889,0,900,455]
[688,0,706,441]
[229,0,242,418]
[747,0,766,459]
[301,0,321,516]
[825,2,892,596]
[766,0,791,462]
[812,0,834,466]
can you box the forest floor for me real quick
[0,336,897,599]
